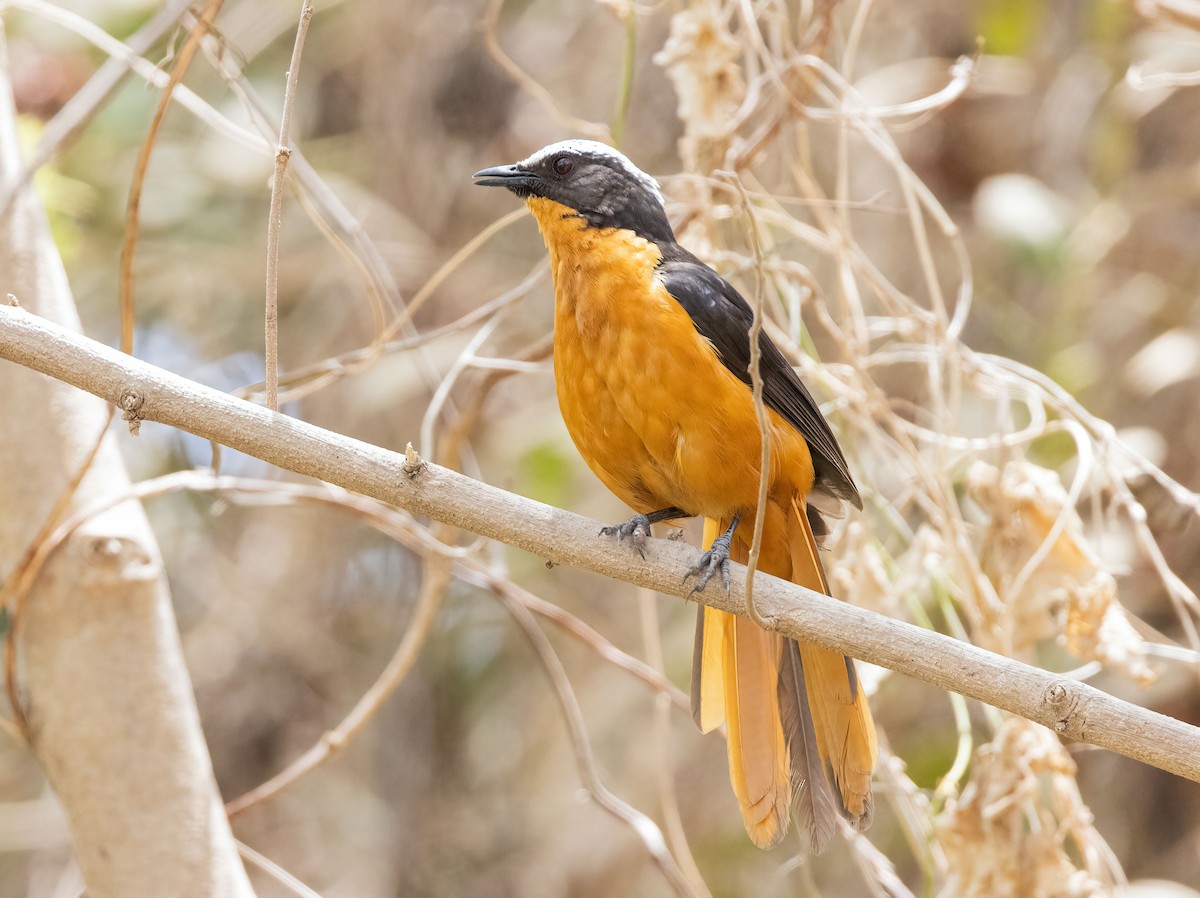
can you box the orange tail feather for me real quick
[788,496,877,827]
[690,502,877,850]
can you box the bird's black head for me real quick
[474,140,675,246]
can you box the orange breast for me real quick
[527,197,815,520]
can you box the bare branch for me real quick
[6,466,693,828]
[482,0,610,141]
[2,304,1199,785]
[117,0,225,356]
[225,550,447,818]
[0,0,194,218]
[2,408,114,737]
[489,579,695,897]
[723,172,772,625]
[638,590,712,898]
[236,842,323,898]
[0,0,266,152]
[264,0,315,410]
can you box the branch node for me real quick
[402,442,426,478]
[5,293,18,307]
[1044,681,1081,735]
[119,388,146,435]
[274,145,292,164]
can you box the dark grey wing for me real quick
[657,252,861,509]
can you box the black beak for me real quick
[473,163,538,190]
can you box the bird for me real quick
[474,140,876,851]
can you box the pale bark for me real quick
[2,302,1199,786]
[0,27,253,898]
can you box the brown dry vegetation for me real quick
[2,0,1200,895]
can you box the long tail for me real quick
[690,499,877,851]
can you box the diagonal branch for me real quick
[1,302,1199,785]
[490,579,695,897]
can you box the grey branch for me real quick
[1,303,1198,785]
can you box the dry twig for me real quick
[0,0,194,217]
[489,580,695,898]
[263,0,314,411]
[226,551,448,818]
[117,0,225,356]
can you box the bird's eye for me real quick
[552,155,574,176]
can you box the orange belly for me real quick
[529,198,816,521]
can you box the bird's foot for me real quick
[600,514,653,559]
[600,507,689,559]
[684,531,733,595]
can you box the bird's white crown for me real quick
[521,140,665,207]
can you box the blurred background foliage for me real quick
[2,0,1200,895]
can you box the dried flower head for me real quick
[653,2,745,173]
[967,461,1154,683]
[936,719,1117,898]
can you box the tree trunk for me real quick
[0,24,254,898]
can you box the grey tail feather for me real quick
[851,791,875,832]
[779,638,841,854]
[805,500,831,549]
[690,604,705,730]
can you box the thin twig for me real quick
[236,841,324,898]
[511,582,690,711]
[638,589,712,898]
[264,0,315,411]
[0,0,265,152]
[2,407,115,737]
[610,1,637,147]
[489,579,696,898]
[117,0,224,356]
[2,462,688,776]
[0,0,193,218]
[482,0,610,141]
[722,173,772,627]
[240,262,547,405]
[226,551,448,818]
[420,314,505,464]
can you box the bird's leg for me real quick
[685,515,741,595]
[600,506,689,558]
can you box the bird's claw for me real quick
[600,513,652,559]
[684,533,733,596]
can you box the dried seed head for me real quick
[654,4,745,172]
[967,461,1154,683]
[936,719,1114,898]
